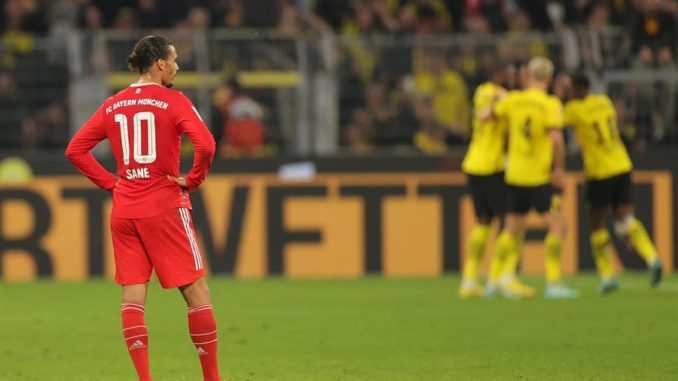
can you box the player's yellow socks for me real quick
[591,229,614,281]
[489,231,519,283]
[501,233,525,278]
[461,224,491,282]
[627,218,658,265]
[544,233,563,284]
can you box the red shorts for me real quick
[110,207,206,289]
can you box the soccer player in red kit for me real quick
[65,36,222,381]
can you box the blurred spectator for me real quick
[342,0,399,34]
[0,72,23,149]
[50,0,81,33]
[564,0,624,27]
[213,78,267,156]
[89,0,135,28]
[336,48,367,126]
[242,0,279,28]
[365,82,393,128]
[611,81,657,150]
[2,0,26,32]
[278,0,331,36]
[313,0,353,30]
[113,7,138,30]
[365,81,411,145]
[209,0,244,28]
[473,0,507,32]
[631,0,676,67]
[22,102,68,150]
[279,0,303,35]
[1,0,48,34]
[185,7,211,30]
[514,0,553,31]
[413,49,470,139]
[464,14,490,34]
[587,1,611,29]
[78,5,104,31]
[499,8,548,63]
[340,2,391,86]
[39,102,69,149]
[565,0,598,25]
[343,108,374,152]
[413,96,448,154]
[137,0,168,29]
[399,0,453,33]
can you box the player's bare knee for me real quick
[122,284,148,305]
[549,222,567,237]
[613,214,635,238]
[180,277,212,307]
[614,204,633,220]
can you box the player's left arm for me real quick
[562,102,576,129]
[171,93,216,191]
[479,90,508,122]
[65,104,118,191]
[550,129,566,188]
[603,96,619,127]
[548,98,566,188]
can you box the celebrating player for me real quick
[483,57,578,299]
[459,64,511,299]
[65,36,222,381]
[559,73,663,293]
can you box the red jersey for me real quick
[66,83,216,218]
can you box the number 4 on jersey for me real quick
[523,117,532,140]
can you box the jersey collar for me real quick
[130,82,163,88]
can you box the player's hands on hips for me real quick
[109,176,120,192]
[167,175,189,190]
[551,167,565,189]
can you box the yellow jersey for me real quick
[462,82,507,175]
[564,94,632,180]
[494,88,564,186]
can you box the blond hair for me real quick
[527,56,554,83]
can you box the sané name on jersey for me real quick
[126,167,150,179]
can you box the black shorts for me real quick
[467,172,506,220]
[586,172,632,209]
[506,184,560,214]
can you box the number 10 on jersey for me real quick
[115,112,157,165]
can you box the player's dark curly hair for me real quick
[127,35,174,74]
[572,72,591,91]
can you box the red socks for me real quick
[121,303,152,381]
[188,305,222,381]
[120,303,220,381]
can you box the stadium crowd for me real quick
[0,0,677,153]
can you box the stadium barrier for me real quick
[0,154,674,282]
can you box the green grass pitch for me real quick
[2,274,677,380]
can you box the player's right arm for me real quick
[562,102,577,129]
[547,98,566,188]
[173,94,216,191]
[550,129,566,188]
[479,89,508,122]
[65,104,118,191]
